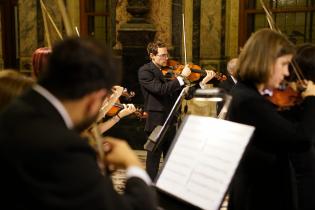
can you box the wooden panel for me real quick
[0,0,18,68]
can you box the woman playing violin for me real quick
[96,85,137,134]
[227,28,315,210]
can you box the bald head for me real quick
[227,58,238,77]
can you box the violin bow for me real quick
[56,0,75,36]
[40,0,80,48]
[89,123,107,174]
[260,0,306,86]
[182,13,188,65]
[40,0,64,48]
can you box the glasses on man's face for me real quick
[156,53,169,58]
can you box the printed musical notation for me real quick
[155,115,254,210]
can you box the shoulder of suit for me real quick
[139,62,158,71]
[232,82,262,100]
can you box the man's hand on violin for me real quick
[180,64,191,77]
[201,70,216,85]
[98,85,125,121]
[111,85,124,99]
[117,104,137,118]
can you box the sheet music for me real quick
[155,115,254,210]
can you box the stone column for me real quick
[111,0,156,149]
[118,0,156,104]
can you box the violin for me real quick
[106,102,146,119]
[266,81,304,110]
[161,59,227,82]
[260,1,307,111]
[82,123,107,174]
[120,88,135,101]
[97,86,139,122]
[105,88,145,119]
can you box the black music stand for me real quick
[152,88,235,210]
[144,88,186,152]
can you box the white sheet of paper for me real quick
[155,115,254,210]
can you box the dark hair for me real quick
[31,47,52,80]
[147,40,166,56]
[39,37,122,100]
[294,43,315,82]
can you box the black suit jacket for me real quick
[0,89,157,210]
[227,82,315,210]
[218,75,236,92]
[138,62,182,133]
[280,102,315,210]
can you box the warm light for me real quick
[192,97,223,102]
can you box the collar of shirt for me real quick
[33,84,74,129]
[261,88,273,96]
[231,75,237,84]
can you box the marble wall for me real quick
[0,0,239,72]
[114,0,132,50]
[183,0,193,62]
[114,0,172,50]
[226,0,239,59]
[18,0,37,73]
[147,0,172,46]
[200,0,221,61]
[18,0,63,74]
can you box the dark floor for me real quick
[104,116,147,149]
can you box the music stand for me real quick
[144,88,186,152]
[151,88,243,210]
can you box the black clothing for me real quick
[280,104,315,210]
[138,61,183,179]
[0,89,157,210]
[227,82,315,210]
[218,75,236,93]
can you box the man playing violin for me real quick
[138,40,191,180]
[138,40,215,180]
[219,58,238,92]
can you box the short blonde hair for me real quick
[0,70,34,110]
[237,28,295,85]
[227,58,238,76]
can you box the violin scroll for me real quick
[121,88,135,101]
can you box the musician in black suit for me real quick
[0,37,157,210]
[227,29,315,210]
[285,43,315,210]
[138,41,192,180]
[219,58,238,92]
